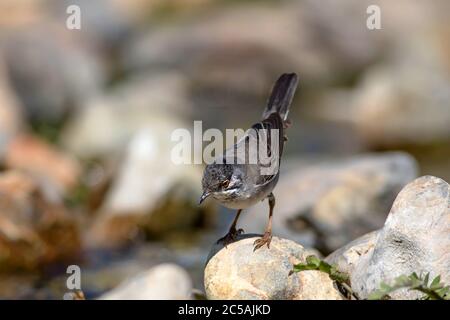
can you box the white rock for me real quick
[327,175,450,299]
[100,263,193,300]
[102,125,200,215]
[325,231,378,278]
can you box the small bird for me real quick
[199,73,299,251]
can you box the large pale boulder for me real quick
[327,176,450,299]
[204,235,343,300]
[325,231,378,278]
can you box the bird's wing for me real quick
[223,112,283,185]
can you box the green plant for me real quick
[368,272,450,300]
[291,255,357,299]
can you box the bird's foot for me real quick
[217,227,244,248]
[253,232,272,251]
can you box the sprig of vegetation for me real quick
[291,256,450,300]
[291,255,349,283]
[368,272,450,300]
[290,255,357,299]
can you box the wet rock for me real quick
[204,235,343,300]
[327,176,450,299]
[99,263,192,300]
[4,134,81,196]
[0,171,80,271]
[239,152,418,253]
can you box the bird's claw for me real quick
[217,228,244,248]
[253,232,272,251]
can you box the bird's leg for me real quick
[254,193,275,251]
[217,209,244,247]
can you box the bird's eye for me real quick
[221,180,230,188]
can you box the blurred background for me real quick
[0,0,449,299]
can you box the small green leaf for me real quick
[306,255,321,267]
[380,282,391,291]
[424,273,430,286]
[430,275,441,289]
[368,290,388,300]
[369,272,449,300]
[291,255,354,298]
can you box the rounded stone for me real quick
[100,263,193,300]
[204,235,343,300]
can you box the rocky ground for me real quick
[0,0,449,299]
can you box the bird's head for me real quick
[199,163,244,204]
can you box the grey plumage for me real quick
[199,72,299,250]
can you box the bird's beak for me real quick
[199,191,210,205]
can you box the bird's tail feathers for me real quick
[261,73,299,121]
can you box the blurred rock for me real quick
[352,63,450,147]
[4,134,81,196]
[87,126,213,247]
[327,175,450,299]
[0,171,80,271]
[239,152,418,253]
[0,0,47,28]
[123,0,389,84]
[123,3,319,78]
[121,2,348,130]
[111,0,216,26]
[99,263,192,300]
[204,235,343,300]
[62,73,191,159]
[302,0,384,73]
[0,23,105,122]
[50,0,131,51]
[0,274,38,299]
[0,58,23,157]
[313,2,450,147]
[63,73,212,247]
